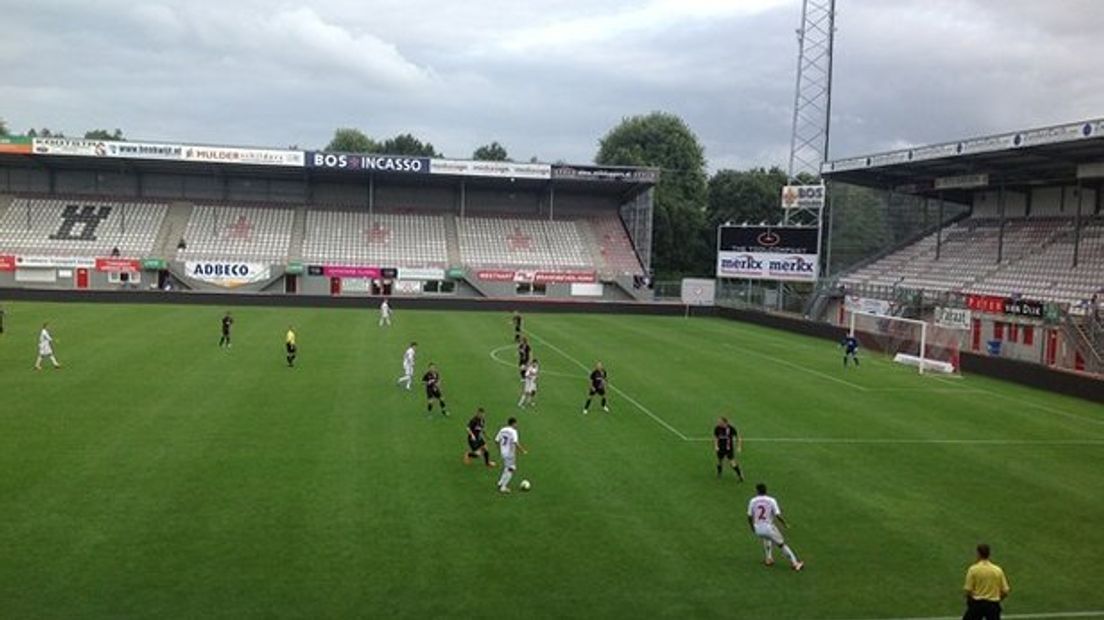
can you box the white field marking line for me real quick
[928,373,1104,429]
[843,610,1104,620]
[525,330,690,440]
[682,437,1104,445]
[487,345,578,379]
[726,325,1103,426]
[718,342,871,392]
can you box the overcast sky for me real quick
[2,0,1102,170]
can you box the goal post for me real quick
[847,310,962,375]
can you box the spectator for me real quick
[110,246,120,257]
[962,543,1010,620]
[177,238,187,250]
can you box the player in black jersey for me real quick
[422,363,449,417]
[841,335,860,367]
[463,408,495,467]
[512,311,523,342]
[219,312,233,348]
[517,336,532,379]
[714,416,744,480]
[582,361,609,414]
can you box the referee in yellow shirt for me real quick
[963,543,1010,620]
[285,326,297,368]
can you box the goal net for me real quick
[847,310,964,375]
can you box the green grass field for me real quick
[0,301,1102,619]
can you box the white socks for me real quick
[498,467,514,489]
[763,540,773,561]
[781,544,799,565]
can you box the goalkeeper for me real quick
[841,335,860,367]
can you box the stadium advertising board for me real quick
[476,269,597,284]
[322,265,381,278]
[0,255,16,271]
[780,184,825,210]
[715,226,819,282]
[966,294,1045,318]
[1004,298,1045,318]
[0,136,32,154]
[185,261,271,288]
[397,267,445,280]
[551,165,659,184]
[181,146,304,167]
[306,151,430,173]
[430,159,551,180]
[105,141,184,160]
[15,255,96,268]
[94,258,141,272]
[966,294,1005,314]
[845,295,892,316]
[935,307,972,330]
[33,138,108,157]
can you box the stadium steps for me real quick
[153,202,194,258]
[0,194,12,221]
[287,205,307,262]
[574,219,609,277]
[443,213,462,267]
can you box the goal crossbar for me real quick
[847,310,959,375]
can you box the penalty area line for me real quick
[682,437,1104,446]
[842,609,1104,620]
[525,330,691,441]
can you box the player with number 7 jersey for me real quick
[747,483,804,571]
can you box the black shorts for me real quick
[286,343,297,354]
[589,386,606,396]
[963,598,1001,620]
[716,447,735,460]
[468,437,485,452]
[426,387,442,400]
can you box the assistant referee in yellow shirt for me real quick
[285,326,297,368]
[963,543,1010,620]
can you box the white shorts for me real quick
[402,364,413,376]
[38,344,53,357]
[524,380,536,393]
[754,523,784,545]
[502,455,516,470]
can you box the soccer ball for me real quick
[519,479,531,491]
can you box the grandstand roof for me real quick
[822,118,1104,202]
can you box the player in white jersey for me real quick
[34,322,61,370]
[746,483,804,571]
[396,342,416,390]
[494,417,527,493]
[517,359,539,408]
[379,299,392,327]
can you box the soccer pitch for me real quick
[1,301,1102,619]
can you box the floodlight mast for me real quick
[780,0,836,307]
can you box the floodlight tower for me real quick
[785,0,836,276]
[787,0,836,187]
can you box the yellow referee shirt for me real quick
[964,560,1010,602]
[286,330,296,346]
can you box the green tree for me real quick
[472,141,509,161]
[27,128,63,138]
[596,112,709,278]
[325,128,379,153]
[84,128,125,140]
[0,118,8,137]
[706,167,789,228]
[379,133,439,157]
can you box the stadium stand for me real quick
[177,205,294,261]
[457,216,592,269]
[841,217,1103,305]
[588,215,645,276]
[0,197,167,256]
[302,210,448,266]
